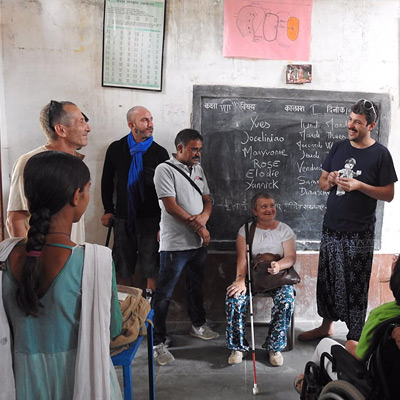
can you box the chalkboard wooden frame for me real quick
[193,85,390,251]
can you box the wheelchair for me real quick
[299,315,400,400]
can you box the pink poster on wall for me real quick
[223,0,313,61]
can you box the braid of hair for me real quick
[17,207,51,317]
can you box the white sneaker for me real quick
[153,343,175,366]
[228,350,243,364]
[269,350,283,366]
[190,323,219,340]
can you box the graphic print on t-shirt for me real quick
[337,158,362,196]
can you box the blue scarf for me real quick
[127,133,153,230]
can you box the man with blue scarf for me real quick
[101,106,169,299]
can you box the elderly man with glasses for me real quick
[298,99,397,344]
[6,100,90,242]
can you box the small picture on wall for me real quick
[286,64,312,84]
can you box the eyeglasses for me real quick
[357,99,377,122]
[48,100,89,130]
[82,112,89,123]
[48,100,63,130]
[187,147,202,154]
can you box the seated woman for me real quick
[0,151,123,399]
[225,191,297,366]
[294,254,400,393]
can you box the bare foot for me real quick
[298,327,333,341]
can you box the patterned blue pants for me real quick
[225,285,294,352]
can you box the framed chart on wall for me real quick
[102,0,166,91]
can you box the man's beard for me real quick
[135,128,153,140]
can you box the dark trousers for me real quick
[317,223,374,341]
[153,247,207,345]
[112,217,160,279]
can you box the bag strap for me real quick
[164,161,203,197]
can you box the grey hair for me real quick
[39,101,76,141]
[250,191,274,210]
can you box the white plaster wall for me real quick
[0,0,399,250]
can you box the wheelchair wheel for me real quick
[319,380,365,400]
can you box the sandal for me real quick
[293,374,304,394]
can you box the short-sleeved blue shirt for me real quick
[322,139,397,231]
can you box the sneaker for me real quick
[228,350,243,364]
[190,323,219,340]
[269,350,283,366]
[153,343,175,366]
[145,289,153,305]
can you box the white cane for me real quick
[245,219,259,395]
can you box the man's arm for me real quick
[336,179,394,202]
[7,153,31,237]
[161,196,197,224]
[6,210,28,237]
[187,194,212,230]
[101,145,116,224]
[101,213,114,228]
[161,196,210,246]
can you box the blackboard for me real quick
[192,86,390,251]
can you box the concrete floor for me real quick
[115,320,349,400]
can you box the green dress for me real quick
[2,244,123,400]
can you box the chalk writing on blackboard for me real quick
[193,86,390,250]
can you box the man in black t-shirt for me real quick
[298,99,397,342]
[101,106,169,299]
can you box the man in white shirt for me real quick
[7,100,91,243]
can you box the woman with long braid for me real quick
[0,151,122,399]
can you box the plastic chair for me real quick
[112,309,155,400]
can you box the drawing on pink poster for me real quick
[223,0,313,61]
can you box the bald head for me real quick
[127,106,154,142]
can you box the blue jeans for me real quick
[153,247,207,345]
